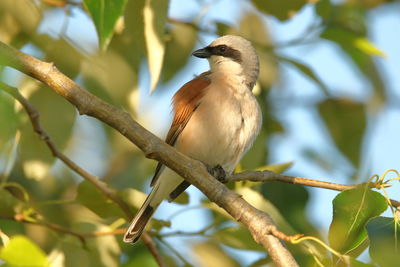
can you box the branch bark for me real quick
[0,41,298,266]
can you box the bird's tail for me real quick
[123,184,161,243]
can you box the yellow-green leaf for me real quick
[353,37,386,58]
[144,0,168,92]
[0,236,49,267]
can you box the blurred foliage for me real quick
[0,0,399,266]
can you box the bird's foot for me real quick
[206,164,227,183]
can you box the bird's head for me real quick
[192,35,259,89]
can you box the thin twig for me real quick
[156,237,194,267]
[0,82,133,219]
[0,215,125,241]
[228,170,400,208]
[0,82,165,267]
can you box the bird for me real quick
[123,35,262,243]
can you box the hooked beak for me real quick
[192,47,212,58]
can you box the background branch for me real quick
[0,41,298,267]
[0,82,164,267]
[0,215,126,240]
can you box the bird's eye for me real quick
[218,45,227,53]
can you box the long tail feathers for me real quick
[123,169,185,243]
[123,186,160,243]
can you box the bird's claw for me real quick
[206,164,227,183]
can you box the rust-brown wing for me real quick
[150,72,211,187]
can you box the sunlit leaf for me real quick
[0,235,49,267]
[251,0,307,21]
[353,37,385,57]
[76,180,125,219]
[318,98,366,167]
[144,0,168,92]
[83,0,128,51]
[328,187,387,254]
[366,216,400,266]
[322,28,384,58]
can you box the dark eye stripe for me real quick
[208,45,242,63]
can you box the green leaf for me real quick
[214,226,263,251]
[76,180,125,219]
[320,28,386,104]
[279,56,330,95]
[235,187,298,235]
[162,23,197,83]
[58,223,120,267]
[0,92,20,149]
[366,216,400,266]
[192,241,240,267]
[322,28,384,58]
[261,180,318,235]
[349,258,376,267]
[83,0,128,51]
[0,235,49,267]
[251,0,307,21]
[328,187,388,254]
[318,98,366,167]
[144,0,169,92]
[19,85,76,167]
[0,188,21,217]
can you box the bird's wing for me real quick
[150,71,211,187]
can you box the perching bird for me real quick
[123,35,262,243]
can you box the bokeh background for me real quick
[0,0,399,266]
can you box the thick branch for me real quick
[0,41,298,266]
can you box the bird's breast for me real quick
[175,81,261,174]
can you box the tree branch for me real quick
[0,82,164,267]
[0,41,298,266]
[228,170,400,208]
[0,215,126,240]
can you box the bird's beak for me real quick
[192,47,212,58]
